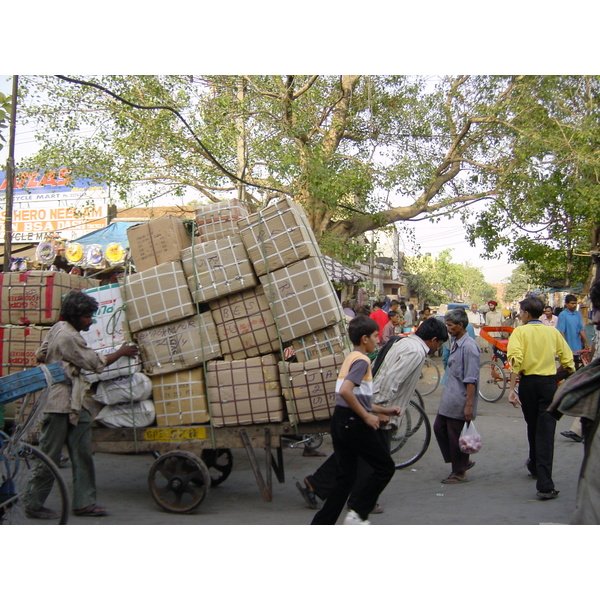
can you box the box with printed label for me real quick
[237,198,321,277]
[194,199,249,243]
[151,368,210,426]
[206,354,284,427]
[279,352,347,425]
[126,215,191,272]
[80,283,142,382]
[181,234,257,304]
[0,271,92,325]
[291,323,349,363]
[0,325,50,377]
[259,257,343,342]
[124,261,196,333]
[135,313,221,376]
[209,285,280,359]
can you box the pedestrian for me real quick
[468,303,485,352]
[24,291,139,519]
[485,300,503,354]
[298,318,448,511]
[540,306,559,327]
[380,310,402,345]
[369,301,389,343]
[433,309,480,483]
[310,315,400,525]
[506,296,574,500]
[401,302,413,333]
[548,277,600,523]
[557,294,591,442]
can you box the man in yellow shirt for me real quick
[507,296,574,500]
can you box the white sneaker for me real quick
[343,509,371,525]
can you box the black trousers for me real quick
[518,375,558,493]
[311,407,395,524]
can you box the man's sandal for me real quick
[73,504,108,517]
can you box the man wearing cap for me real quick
[485,300,503,353]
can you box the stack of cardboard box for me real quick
[122,200,350,429]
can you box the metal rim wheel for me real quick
[416,357,440,396]
[390,399,431,469]
[303,433,324,450]
[0,439,70,525]
[148,450,210,513]
[479,360,507,402]
[201,449,233,487]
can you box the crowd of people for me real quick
[302,288,600,525]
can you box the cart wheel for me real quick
[148,450,210,513]
[201,449,233,487]
[304,434,324,450]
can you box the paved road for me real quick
[56,355,586,526]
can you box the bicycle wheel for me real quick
[390,399,431,469]
[416,357,440,397]
[0,441,70,525]
[478,360,507,402]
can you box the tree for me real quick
[464,76,600,290]
[16,75,531,264]
[405,249,496,307]
[502,263,533,305]
[0,91,11,152]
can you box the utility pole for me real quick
[3,75,18,272]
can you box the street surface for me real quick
[51,355,587,526]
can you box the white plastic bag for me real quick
[96,399,156,428]
[459,421,482,454]
[94,373,152,405]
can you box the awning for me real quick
[72,221,144,248]
[321,255,366,284]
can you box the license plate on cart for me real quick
[143,427,208,442]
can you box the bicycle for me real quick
[416,356,441,397]
[390,390,431,469]
[0,364,70,525]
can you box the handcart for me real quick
[92,419,331,514]
[478,326,514,402]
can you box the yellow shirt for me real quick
[507,321,574,376]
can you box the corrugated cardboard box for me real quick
[152,368,210,426]
[209,285,280,359]
[180,234,257,304]
[194,199,249,243]
[237,198,321,276]
[291,323,349,362]
[80,283,142,382]
[0,325,50,377]
[135,313,221,376]
[259,257,344,342]
[279,352,347,425]
[124,261,196,333]
[126,215,191,272]
[0,271,91,325]
[206,354,284,427]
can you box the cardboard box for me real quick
[151,368,210,426]
[237,198,321,276]
[209,285,280,359]
[259,257,344,342]
[135,313,221,376]
[206,354,284,427]
[279,353,347,425]
[291,323,350,362]
[126,215,191,272]
[180,234,257,304]
[80,283,142,382]
[0,271,92,325]
[124,261,196,333]
[0,325,50,377]
[194,199,249,243]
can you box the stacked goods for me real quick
[205,354,284,427]
[134,313,221,376]
[0,325,50,377]
[279,353,346,425]
[80,283,142,382]
[180,234,257,304]
[151,368,210,426]
[209,285,280,360]
[126,215,191,272]
[237,198,322,276]
[123,261,196,333]
[0,271,92,325]
[194,199,249,243]
[291,324,348,362]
